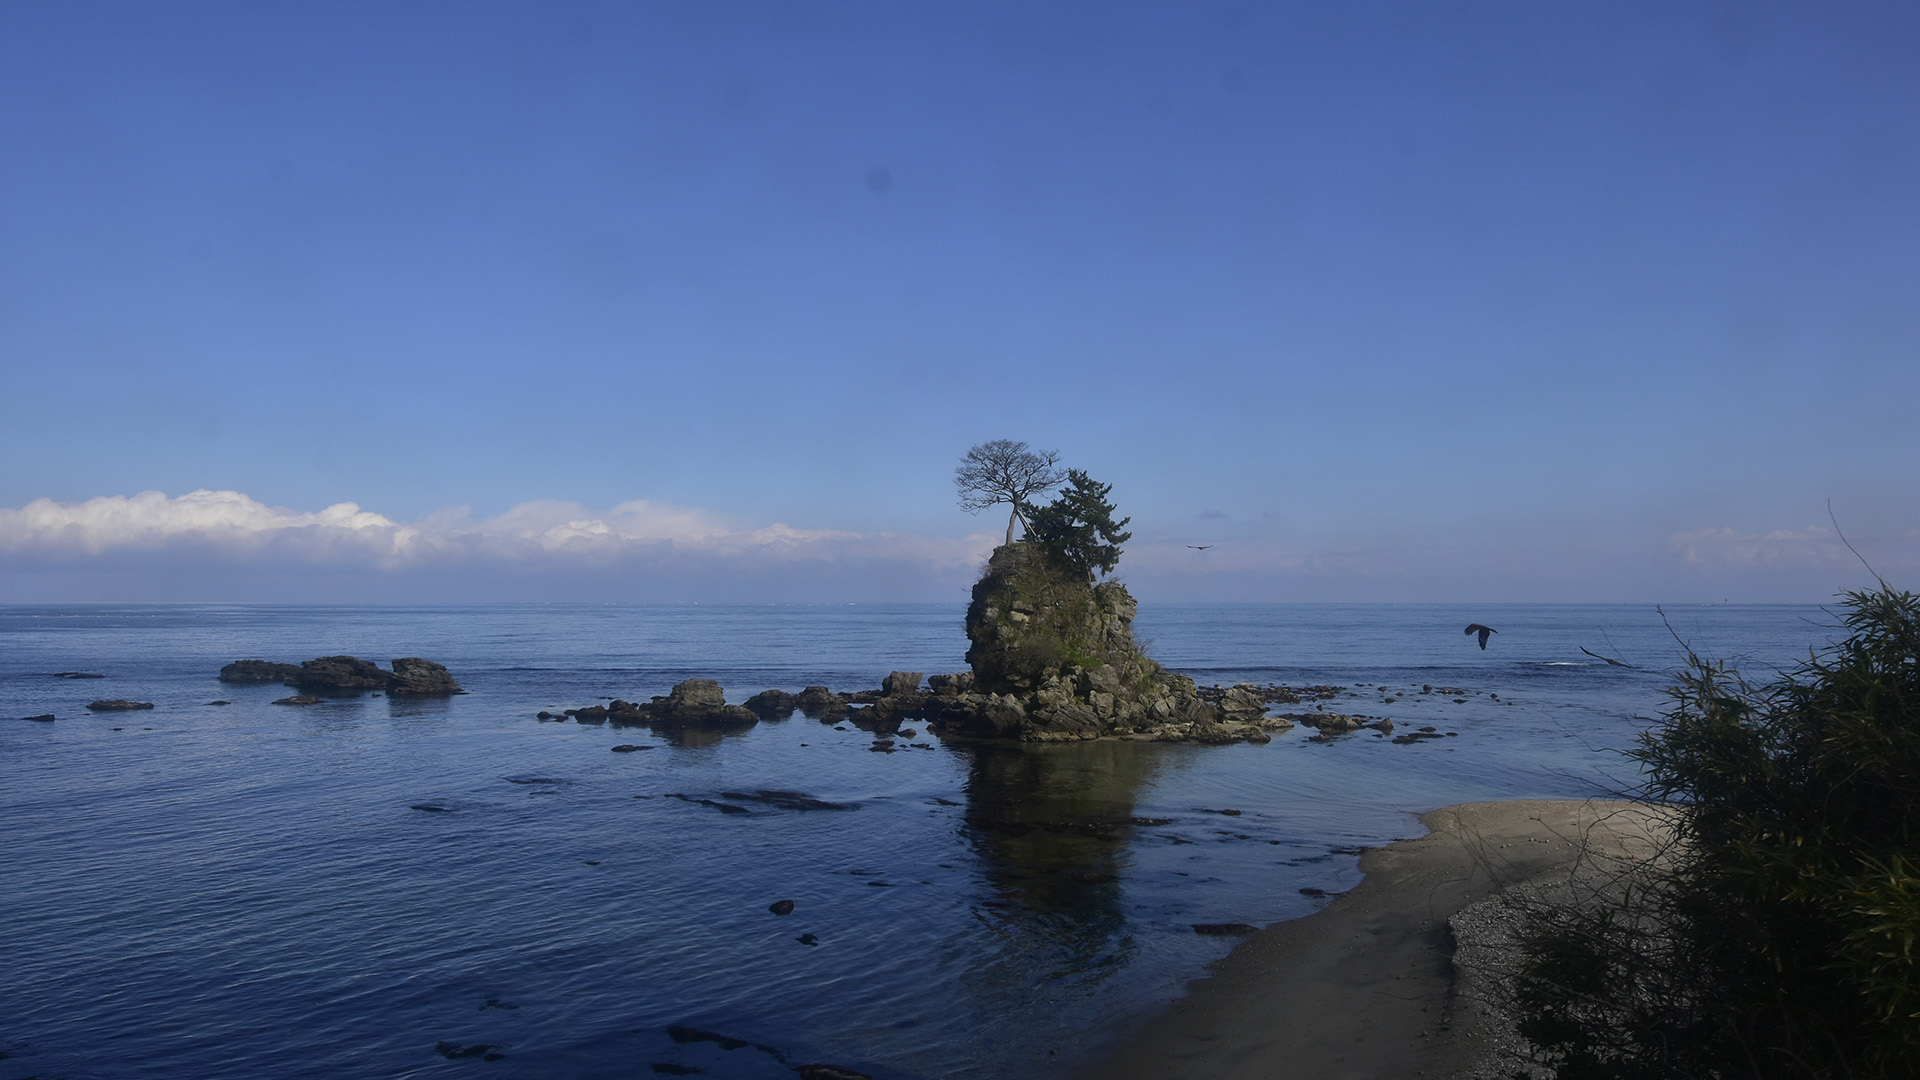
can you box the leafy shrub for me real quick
[1510,585,1920,1079]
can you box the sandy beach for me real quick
[1075,799,1677,1080]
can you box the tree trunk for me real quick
[1005,505,1022,546]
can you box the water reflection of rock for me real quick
[959,740,1166,984]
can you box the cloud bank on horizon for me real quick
[0,489,1900,604]
[0,488,991,576]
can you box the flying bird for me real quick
[1187,545,1213,550]
[1465,624,1497,650]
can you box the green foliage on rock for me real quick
[1510,584,1920,1079]
[1025,469,1132,580]
[961,542,1216,740]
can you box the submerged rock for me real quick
[23,713,55,722]
[86,699,153,712]
[272,695,326,706]
[796,1067,877,1080]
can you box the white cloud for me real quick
[1668,525,1855,571]
[0,489,996,575]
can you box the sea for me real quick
[0,601,1844,1080]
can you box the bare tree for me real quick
[955,439,1065,545]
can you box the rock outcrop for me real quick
[744,689,797,719]
[928,542,1238,741]
[601,679,759,733]
[86,699,154,711]
[219,660,304,684]
[219,656,463,696]
[387,658,460,696]
[291,656,392,694]
[794,686,849,718]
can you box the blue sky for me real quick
[2,1,1916,603]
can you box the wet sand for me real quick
[1075,799,1676,1080]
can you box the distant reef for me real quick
[219,656,462,697]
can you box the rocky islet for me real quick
[218,656,462,696]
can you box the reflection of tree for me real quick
[959,740,1164,985]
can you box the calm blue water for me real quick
[0,602,1840,1079]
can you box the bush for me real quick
[1510,585,1920,1079]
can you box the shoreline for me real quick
[1072,798,1677,1080]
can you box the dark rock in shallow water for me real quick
[411,804,452,813]
[610,744,653,752]
[53,671,106,679]
[219,659,303,684]
[273,695,326,706]
[665,1026,751,1051]
[796,1065,877,1080]
[433,1042,499,1059]
[86,699,153,712]
[24,713,55,722]
[882,670,923,696]
[665,793,751,815]
[743,688,796,719]
[387,657,461,696]
[207,700,231,706]
[634,680,760,732]
[1192,922,1260,936]
[927,671,974,695]
[265,654,461,696]
[665,678,724,711]
[1216,683,1268,718]
[768,899,795,916]
[796,932,819,946]
[720,790,854,811]
[794,686,848,717]
[291,656,390,694]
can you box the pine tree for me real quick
[1025,469,1131,579]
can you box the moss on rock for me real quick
[951,543,1220,740]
